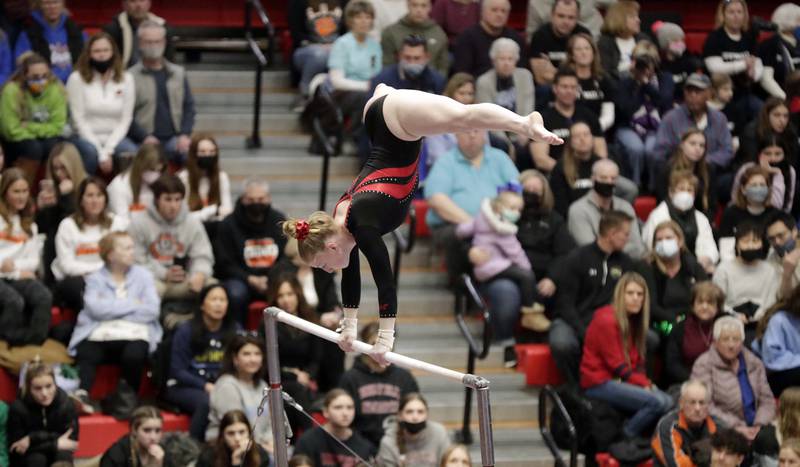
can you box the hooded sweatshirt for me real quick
[0,79,67,142]
[14,11,86,83]
[456,198,531,282]
[213,199,287,281]
[129,203,214,281]
[52,214,129,280]
[338,357,420,447]
[380,15,449,76]
[377,419,450,467]
[7,387,79,461]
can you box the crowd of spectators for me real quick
[0,0,799,464]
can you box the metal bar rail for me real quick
[243,0,274,149]
[453,273,493,445]
[263,306,496,466]
[538,385,579,467]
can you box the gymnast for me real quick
[282,83,563,365]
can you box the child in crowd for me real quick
[107,143,166,219]
[456,186,550,333]
[101,406,174,467]
[440,444,472,467]
[708,73,739,148]
[378,392,450,467]
[196,409,270,467]
[732,136,796,213]
[294,389,375,466]
[8,361,79,467]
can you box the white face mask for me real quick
[142,170,161,185]
[671,190,695,211]
[655,238,680,258]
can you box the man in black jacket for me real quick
[104,0,175,67]
[214,179,289,325]
[548,209,637,387]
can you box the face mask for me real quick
[668,40,686,57]
[594,181,615,198]
[399,420,427,434]
[142,170,161,185]
[196,156,216,170]
[523,192,541,210]
[90,58,113,73]
[777,237,797,257]
[140,44,165,60]
[671,191,695,211]
[244,203,270,221]
[400,61,426,79]
[27,78,47,94]
[744,185,769,204]
[501,208,520,224]
[739,248,763,263]
[655,238,680,258]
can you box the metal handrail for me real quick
[454,273,493,445]
[391,205,417,288]
[312,86,343,211]
[539,385,578,467]
[243,0,275,149]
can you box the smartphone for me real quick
[39,179,55,195]
[173,256,188,269]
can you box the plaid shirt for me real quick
[654,104,733,169]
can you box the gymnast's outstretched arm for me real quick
[370,84,564,145]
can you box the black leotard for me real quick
[335,95,421,318]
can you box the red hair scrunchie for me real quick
[295,220,311,241]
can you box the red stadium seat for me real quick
[596,453,654,467]
[248,301,269,331]
[633,196,657,222]
[515,344,563,386]
[76,411,190,457]
[412,199,431,238]
[0,368,16,403]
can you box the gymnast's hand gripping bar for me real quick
[262,306,496,467]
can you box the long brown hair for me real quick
[75,32,124,83]
[128,406,164,467]
[669,129,710,213]
[72,176,113,230]
[214,410,262,467]
[267,274,318,325]
[565,33,604,78]
[779,389,800,440]
[756,282,800,339]
[734,165,772,209]
[611,272,650,365]
[601,0,640,37]
[186,132,221,212]
[396,393,429,455]
[7,52,63,120]
[128,143,165,204]
[22,359,55,398]
[649,220,688,271]
[0,168,34,235]
[519,169,555,213]
[562,121,594,188]
[714,0,750,31]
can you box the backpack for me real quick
[300,83,343,156]
[550,388,623,458]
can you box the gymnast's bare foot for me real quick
[527,112,564,145]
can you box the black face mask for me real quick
[399,420,427,434]
[739,248,763,262]
[594,181,615,198]
[196,156,216,171]
[90,58,113,73]
[523,192,541,210]
[244,203,270,221]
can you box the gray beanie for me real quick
[653,21,685,50]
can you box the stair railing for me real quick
[311,86,343,211]
[538,385,578,467]
[390,205,417,288]
[243,0,275,149]
[453,273,492,445]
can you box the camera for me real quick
[634,54,655,71]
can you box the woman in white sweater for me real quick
[67,32,137,176]
[107,143,166,220]
[52,176,128,312]
[0,168,51,346]
[177,133,232,224]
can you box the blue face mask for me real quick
[400,61,426,79]
[795,26,800,43]
[778,237,797,257]
[501,209,520,224]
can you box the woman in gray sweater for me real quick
[206,334,272,451]
[378,393,450,467]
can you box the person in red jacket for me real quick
[580,271,674,439]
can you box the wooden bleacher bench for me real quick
[170,26,269,54]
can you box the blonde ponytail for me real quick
[282,211,338,261]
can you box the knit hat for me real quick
[652,21,685,50]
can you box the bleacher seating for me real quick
[516,344,563,386]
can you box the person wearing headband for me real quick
[282,83,563,365]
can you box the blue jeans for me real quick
[71,136,138,175]
[293,44,330,96]
[164,385,210,441]
[481,278,522,345]
[223,278,255,326]
[615,128,657,188]
[585,380,673,438]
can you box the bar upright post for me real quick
[263,310,289,466]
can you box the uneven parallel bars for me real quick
[266,307,490,388]
[263,306,496,467]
